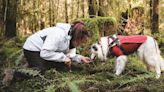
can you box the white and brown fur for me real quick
[91,35,164,78]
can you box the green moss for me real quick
[79,17,117,56]
[3,37,23,58]
[152,32,164,54]
[97,17,117,36]
[3,47,20,57]
[82,18,100,41]
[82,16,117,38]
[0,37,24,68]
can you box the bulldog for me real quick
[91,34,164,78]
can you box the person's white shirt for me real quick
[23,23,84,63]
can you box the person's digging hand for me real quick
[64,57,72,72]
[81,57,92,64]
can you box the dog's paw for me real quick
[115,72,121,76]
[155,74,160,79]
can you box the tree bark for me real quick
[76,0,80,18]
[150,0,159,33]
[98,0,105,16]
[71,0,74,19]
[5,0,17,38]
[52,0,55,25]
[81,0,85,18]
[65,0,68,23]
[0,0,5,36]
[55,0,60,23]
[88,0,98,18]
[49,0,52,26]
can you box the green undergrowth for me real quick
[1,50,164,92]
[152,32,164,53]
[1,21,164,91]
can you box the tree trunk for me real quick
[0,0,5,36]
[76,0,80,18]
[52,0,55,25]
[65,0,68,23]
[49,0,52,26]
[81,0,85,18]
[88,0,98,18]
[32,0,35,32]
[150,0,159,33]
[98,0,105,16]
[55,0,60,23]
[5,0,17,38]
[71,0,74,19]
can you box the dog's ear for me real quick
[92,45,98,51]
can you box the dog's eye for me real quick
[92,45,98,51]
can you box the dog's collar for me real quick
[107,35,124,56]
[108,35,125,55]
[108,35,119,47]
[96,35,119,60]
[97,40,106,61]
[107,35,116,56]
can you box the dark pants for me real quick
[3,50,69,86]
[23,49,67,72]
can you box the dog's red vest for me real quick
[111,35,147,57]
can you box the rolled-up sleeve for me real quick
[66,48,84,63]
[71,54,84,63]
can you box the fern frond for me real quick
[8,49,22,59]
[15,52,24,66]
[118,73,154,88]
[45,85,55,92]
[17,68,40,77]
[68,82,81,92]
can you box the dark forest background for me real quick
[0,0,164,92]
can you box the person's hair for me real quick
[70,20,90,42]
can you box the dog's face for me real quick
[90,37,112,61]
[90,36,116,61]
[90,42,104,61]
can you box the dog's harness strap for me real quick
[119,45,125,54]
[108,35,125,55]
[108,36,118,47]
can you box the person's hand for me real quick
[64,57,72,72]
[64,57,71,63]
[81,57,92,64]
[64,57,71,66]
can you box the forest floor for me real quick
[0,32,164,92]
